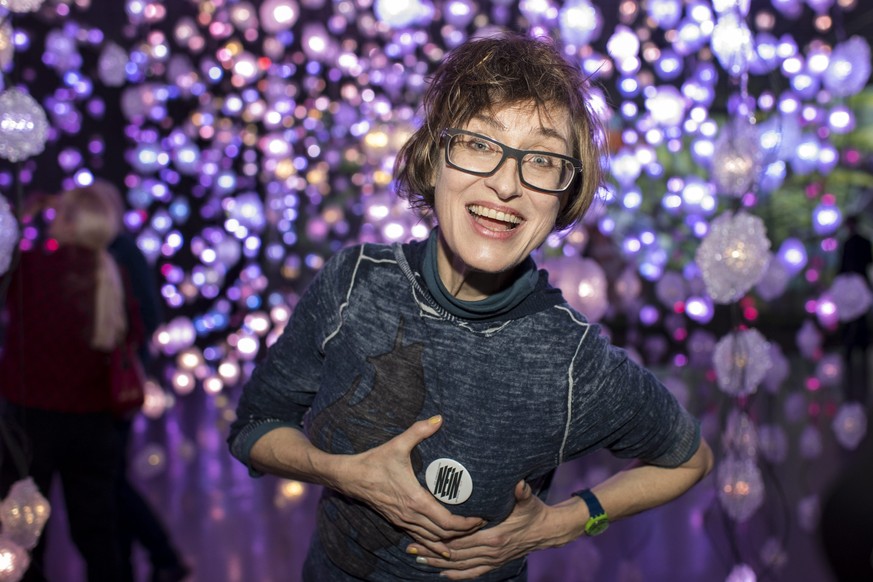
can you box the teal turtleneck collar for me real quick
[420,228,540,320]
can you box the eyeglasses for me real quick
[441,128,582,194]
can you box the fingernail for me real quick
[428,414,442,424]
[442,551,451,559]
[407,547,418,555]
[416,556,428,565]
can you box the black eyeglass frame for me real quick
[440,128,583,194]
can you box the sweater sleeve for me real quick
[564,327,700,468]
[226,246,356,473]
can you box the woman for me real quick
[0,185,127,581]
[228,33,713,581]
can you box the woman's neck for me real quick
[435,234,514,301]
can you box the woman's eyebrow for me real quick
[470,114,569,148]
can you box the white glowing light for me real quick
[259,0,300,33]
[374,0,433,28]
[0,88,49,163]
[558,0,601,46]
[0,0,45,12]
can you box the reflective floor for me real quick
[41,381,849,582]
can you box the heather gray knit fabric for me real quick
[228,235,700,581]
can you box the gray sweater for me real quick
[228,236,700,581]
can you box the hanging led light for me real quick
[373,0,433,29]
[713,328,772,397]
[547,256,609,323]
[0,20,13,71]
[711,117,761,197]
[757,424,788,464]
[558,0,602,47]
[0,0,44,12]
[696,211,771,304]
[710,12,754,77]
[717,455,765,522]
[0,534,29,582]
[258,0,300,34]
[822,36,871,98]
[0,194,17,276]
[0,478,51,551]
[832,402,867,450]
[726,563,757,582]
[97,42,129,87]
[828,273,873,322]
[0,88,50,163]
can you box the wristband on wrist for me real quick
[573,488,609,536]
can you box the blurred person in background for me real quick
[838,214,872,406]
[0,184,128,581]
[94,179,190,582]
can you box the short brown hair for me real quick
[393,33,606,230]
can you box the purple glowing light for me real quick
[776,238,807,276]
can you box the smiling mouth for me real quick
[466,204,522,231]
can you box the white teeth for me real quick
[467,204,522,224]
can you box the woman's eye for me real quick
[529,155,555,168]
[468,139,494,152]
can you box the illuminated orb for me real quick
[823,36,872,98]
[717,455,764,522]
[795,319,822,360]
[654,270,686,308]
[799,425,823,459]
[0,88,49,163]
[829,273,873,322]
[0,477,50,551]
[0,20,12,70]
[98,42,129,87]
[832,402,867,450]
[0,534,29,582]
[815,353,843,389]
[797,494,820,533]
[725,563,757,582]
[548,256,609,322]
[0,194,18,276]
[558,0,602,47]
[712,117,761,197]
[775,237,807,276]
[754,253,790,302]
[757,424,788,464]
[131,444,168,480]
[762,343,788,394]
[374,0,434,28]
[713,328,771,397]
[613,265,641,304]
[811,202,841,236]
[711,12,754,77]
[259,0,300,34]
[721,410,757,458]
[0,0,44,12]
[646,0,682,29]
[696,211,770,304]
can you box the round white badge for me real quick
[425,458,473,505]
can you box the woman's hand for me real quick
[404,480,570,580]
[336,416,486,556]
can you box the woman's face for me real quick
[432,101,570,300]
[48,195,76,243]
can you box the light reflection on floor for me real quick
[42,386,843,582]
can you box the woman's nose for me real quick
[483,157,522,200]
